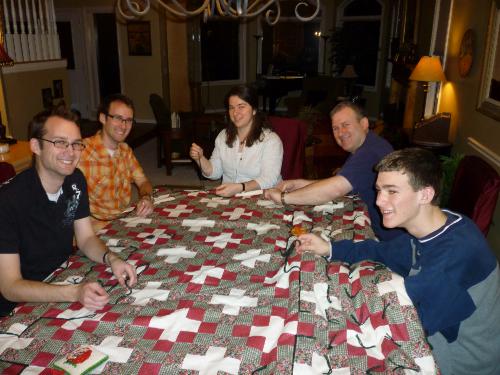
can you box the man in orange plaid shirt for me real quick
[78,94,154,230]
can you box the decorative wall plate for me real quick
[458,29,474,77]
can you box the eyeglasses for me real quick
[37,138,86,151]
[106,113,134,126]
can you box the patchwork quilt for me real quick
[0,189,438,374]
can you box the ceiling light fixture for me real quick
[116,0,321,25]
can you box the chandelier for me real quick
[116,0,321,25]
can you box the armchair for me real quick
[447,155,500,236]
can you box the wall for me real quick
[118,9,163,120]
[54,0,163,121]
[2,64,69,140]
[439,0,500,258]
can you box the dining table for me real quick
[0,187,438,374]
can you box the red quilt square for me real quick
[198,322,217,334]
[176,331,196,343]
[32,352,56,367]
[143,327,163,340]
[101,312,120,322]
[252,315,270,326]
[52,328,74,341]
[187,307,205,321]
[297,322,314,336]
[153,340,174,352]
[138,363,161,375]
[247,335,265,351]
[390,322,410,341]
[133,316,152,326]
[232,325,250,336]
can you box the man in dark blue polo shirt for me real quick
[265,101,402,240]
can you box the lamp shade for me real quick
[409,56,446,82]
[340,64,358,79]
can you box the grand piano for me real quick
[260,75,304,114]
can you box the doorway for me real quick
[94,13,121,99]
[55,7,121,119]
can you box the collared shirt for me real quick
[205,128,283,189]
[78,131,146,220]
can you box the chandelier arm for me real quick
[216,0,240,17]
[156,0,211,17]
[263,6,280,26]
[124,0,151,17]
[116,0,317,23]
[247,0,265,12]
[295,0,321,22]
[116,0,137,20]
[241,0,278,17]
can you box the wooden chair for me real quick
[0,161,15,184]
[447,155,500,236]
[268,116,308,180]
[149,94,190,175]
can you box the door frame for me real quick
[55,7,91,118]
[55,6,123,119]
[83,6,124,118]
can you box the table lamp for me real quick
[409,56,446,120]
[340,64,358,98]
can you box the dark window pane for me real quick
[344,0,382,16]
[342,20,380,86]
[262,21,319,76]
[201,20,239,81]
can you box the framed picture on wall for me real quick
[127,21,152,56]
[53,79,63,99]
[41,88,53,109]
[477,0,500,120]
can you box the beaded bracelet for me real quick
[281,191,287,205]
[241,182,245,192]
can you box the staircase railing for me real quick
[2,0,60,63]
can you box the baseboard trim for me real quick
[467,137,500,169]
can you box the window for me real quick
[261,20,320,76]
[200,19,244,82]
[337,0,383,87]
[259,1,322,76]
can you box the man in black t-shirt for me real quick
[0,108,137,316]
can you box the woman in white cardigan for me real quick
[190,84,283,197]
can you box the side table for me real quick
[0,141,32,173]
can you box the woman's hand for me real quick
[215,183,242,197]
[295,233,330,257]
[190,143,204,161]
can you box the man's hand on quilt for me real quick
[135,195,154,217]
[296,233,330,257]
[75,282,109,310]
[109,256,137,288]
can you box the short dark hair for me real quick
[223,84,270,147]
[98,93,135,118]
[28,107,79,148]
[329,101,366,121]
[375,148,443,205]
